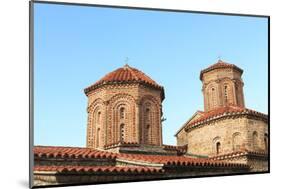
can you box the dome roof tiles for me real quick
[84,64,163,95]
[200,60,243,80]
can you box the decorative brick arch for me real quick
[205,83,219,111]
[88,98,104,113]
[220,78,235,106]
[212,136,221,155]
[107,94,136,144]
[140,95,161,145]
[86,98,105,148]
[140,95,161,107]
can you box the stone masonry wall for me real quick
[185,116,268,156]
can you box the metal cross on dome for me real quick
[124,57,130,68]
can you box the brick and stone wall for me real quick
[183,116,268,157]
[202,68,245,111]
[86,83,163,149]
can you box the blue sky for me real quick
[34,3,268,147]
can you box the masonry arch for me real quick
[108,94,136,144]
[213,136,221,155]
[232,132,242,151]
[140,96,161,145]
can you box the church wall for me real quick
[185,116,268,157]
[138,85,162,146]
[176,130,188,146]
[86,83,163,149]
[245,119,268,152]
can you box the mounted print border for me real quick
[29,1,270,188]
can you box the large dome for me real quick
[84,64,164,95]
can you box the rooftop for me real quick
[34,146,249,171]
[200,60,243,80]
[185,106,268,131]
[84,64,164,96]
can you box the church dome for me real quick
[200,60,243,80]
[84,64,164,96]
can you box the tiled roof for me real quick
[34,165,164,174]
[209,150,268,161]
[116,153,248,168]
[185,106,268,131]
[84,64,164,95]
[200,60,243,80]
[33,146,117,159]
[34,146,248,169]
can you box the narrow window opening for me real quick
[216,142,221,155]
[224,85,228,103]
[120,124,125,142]
[97,111,101,124]
[120,107,125,119]
[253,131,258,150]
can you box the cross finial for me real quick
[124,57,129,68]
[217,55,222,62]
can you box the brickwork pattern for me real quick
[201,60,245,111]
[85,66,164,150]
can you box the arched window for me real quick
[145,108,150,121]
[96,128,100,147]
[216,142,221,155]
[97,111,101,124]
[120,124,125,142]
[224,85,228,103]
[120,107,125,119]
[264,133,268,152]
[253,131,258,150]
[210,87,216,108]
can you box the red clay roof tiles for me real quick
[116,153,248,168]
[84,64,163,95]
[186,106,267,129]
[34,165,164,174]
[209,150,268,161]
[33,146,117,159]
[34,146,249,169]
[200,60,243,80]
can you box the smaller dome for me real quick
[200,60,243,80]
[85,64,164,97]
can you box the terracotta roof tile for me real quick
[200,60,243,80]
[33,146,117,159]
[34,146,248,169]
[84,65,164,95]
[34,165,164,174]
[209,150,268,161]
[186,106,268,130]
[116,153,248,168]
